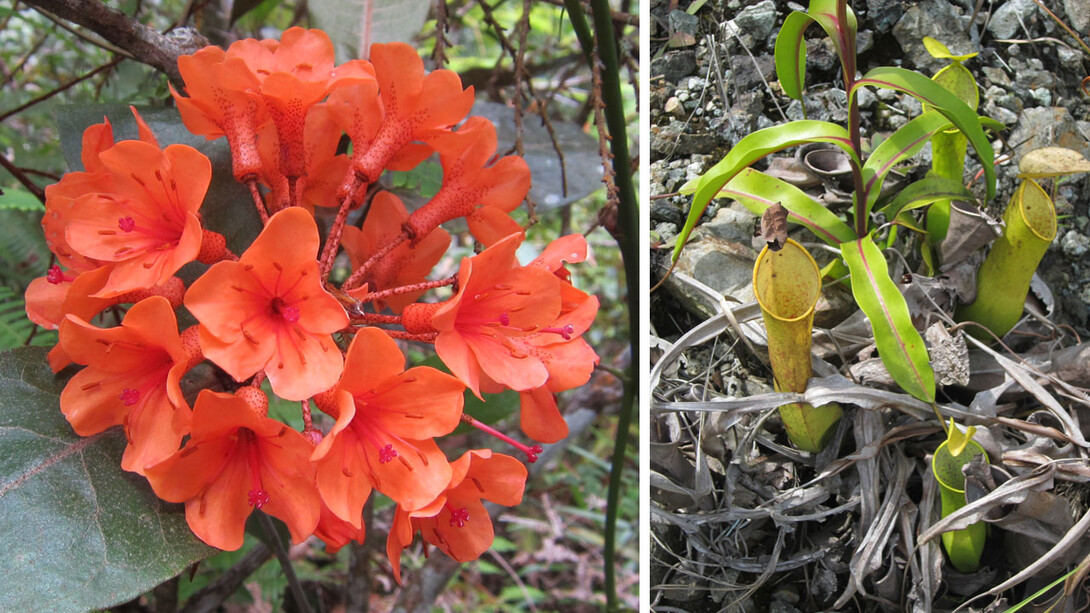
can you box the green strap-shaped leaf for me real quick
[806,0,858,73]
[877,176,978,220]
[840,236,936,402]
[854,66,995,203]
[861,111,952,218]
[721,168,856,246]
[774,11,815,101]
[674,121,858,262]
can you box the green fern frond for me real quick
[0,208,50,289]
[0,285,56,351]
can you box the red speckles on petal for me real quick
[120,388,140,406]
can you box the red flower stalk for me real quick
[145,390,322,551]
[185,207,349,400]
[401,232,563,396]
[403,117,530,246]
[340,191,450,313]
[386,449,526,583]
[311,327,464,523]
[58,297,197,474]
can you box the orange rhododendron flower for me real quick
[404,117,530,246]
[314,501,366,554]
[402,233,562,396]
[328,41,474,194]
[145,390,321,551]
[341,191,450,313]
[58,296,197,474]
[311,327,464,523]
[62,138,212,298]
[386,449,526,583]
[186,207,348,400]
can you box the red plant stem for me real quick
[247,180,269,225]
[342,232,408,290]
[838,0,867,238]
[300,400,313,432]
[359,276,457,304]
[349,313,402,325]
[461,414,542,463]
[318,185,365,279]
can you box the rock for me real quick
[651,50,697,85]
[1029,87,1053,107]
[996,93,1023,113]
[857,87,877,110]
[984,102,1018,126]
[651,120,722,157]
[651,201,686,225]
[1008,107,1090,167]
[981,66,1012,87]
[734,0,777,43]
[867,0,905,33]
[1062,230,1090,257]
[729,53,774,91]
[659,233,758,319]
[699,202,756,244]
[805,38,840,75]
[664,96,683,115]
[1067,0,1090,33]
[668,10,700,38]
[988,0,1040,39]
[901,95,923,118]
[857,29,875,54]
[892,0,973,72]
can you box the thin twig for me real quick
[257,512,313,613]
[0,57,122,122]
[0,154,46,203]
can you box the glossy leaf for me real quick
[719,168,856,246]
[854,66,995,203]
[877,176,978,220]
[675,121,857,262]
[922,36,979,62]
[774,11,815,101]
[0,347,214,612]
[840,236,935,402]
[861,111,952,217]
[805,0,857,73]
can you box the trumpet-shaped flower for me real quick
[185,207,348,400]
[311,327,464,524]
[386,449,526,583]
[328,41,473,194]
[341,191,450,312]
[404,117,529,245]
[144,390,321,551]
[402,233,562,396]
[58,296,196,474]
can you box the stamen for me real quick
[542,324,575,340]
[461,414,543,463]
[281,306,300,323]
[118,216,136,232]
[120,388,140,406]
[242,429,269,509]
[46,265,66,284]
[498,312,510,326]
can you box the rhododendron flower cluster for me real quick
[27,28,599,578]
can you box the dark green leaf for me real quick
[854,67,995,203]
[0,347,214,612]
[675,120,857,262]
[840,236,935,402]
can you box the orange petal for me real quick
[519,387,568,444]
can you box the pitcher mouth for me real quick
[753,238,821,323]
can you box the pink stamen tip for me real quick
[280,305,300,323]
[120,388,140,406]
[248,489,270,508]
[498,312,510,326]
[378,443,398,464]
[46,265,65,284]
[527,444,543,463]
[560,324,574,340]
[449,507,470,528]
[118,216,136,232]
